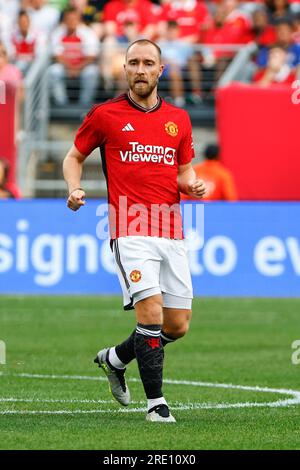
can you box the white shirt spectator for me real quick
[0,11,13,55]
[10,28,46,62]
[0,0,20,23]
[28,3,60,36]
[52,23,99,65]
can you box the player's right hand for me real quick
[67,188,86,211]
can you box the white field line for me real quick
[1,371,299,396]
[0,372,300,395]
[0,371,300,415]
[1,397,300,415]
[0,397,144,405]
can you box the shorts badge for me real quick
[130,270,142,282]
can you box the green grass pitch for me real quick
[0,296,300,450]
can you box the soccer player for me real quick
[63,39,206,423]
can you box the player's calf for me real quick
[134,323,175,422]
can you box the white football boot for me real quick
[146,404,176,423]
[94,348,130,406]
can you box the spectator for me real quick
[256,19,300,69]
[0,158,18,199]
[72,0,107,24]
[182,144,238,201]
[10,10,46,75]
[202,0,253,81]
[292,12,300,43]
[158,0,213,102]
[102,20,140,94]
[0,0,20,23]
[103,0,157,39]
[101,0,157,88]
[201,2,226,63]
[253,44,296,85]
[27,0,60,36]
[69,0,107,39]
[251,7,277,46]
[49,7,100,106]
[204,0,252,48]
[159,21,197,107]
[158,0,213,44]
[265,0,292,24]
[0,42,24,155]
[0,8,12,53]
[0,41,23,91]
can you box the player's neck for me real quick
[128,90,159,110]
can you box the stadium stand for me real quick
[1,0,299,197]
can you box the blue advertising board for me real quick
[0,200,299,296]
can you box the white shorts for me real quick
[112,236,193,310]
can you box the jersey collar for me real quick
[126,92,162,113]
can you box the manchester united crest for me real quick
[165,121,178,137]
[130,270,142,282]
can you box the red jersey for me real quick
[52,24,99,67]
[103,0,156,36]
[219,11,252,44]
[250,25,277,47]
[11,32,36,60]
[74,94,195,239]
[159,0,212,40]
[203,10,252,58]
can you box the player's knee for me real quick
[165,310,192,338]
[171,322,190,339]
[135,295,163,324]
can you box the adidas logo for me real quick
[122,123,135,131]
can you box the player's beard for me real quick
[129,76,159,98]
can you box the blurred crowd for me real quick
[2,1,299,200]
[1,0,300,106]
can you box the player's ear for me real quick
[158,64,164,78]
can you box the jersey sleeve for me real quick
[74,106,106,156]
[177,112,195,165]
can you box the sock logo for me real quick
[145,338,160,349]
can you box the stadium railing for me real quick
[218,43,258,87]
[17,43,248,198]
[18,49,50,196]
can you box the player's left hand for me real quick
[187,179,206,198]
[67,188,86,211]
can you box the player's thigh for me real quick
[160,239,193,300]
[135,294,164,325]
[113,237,162,305]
